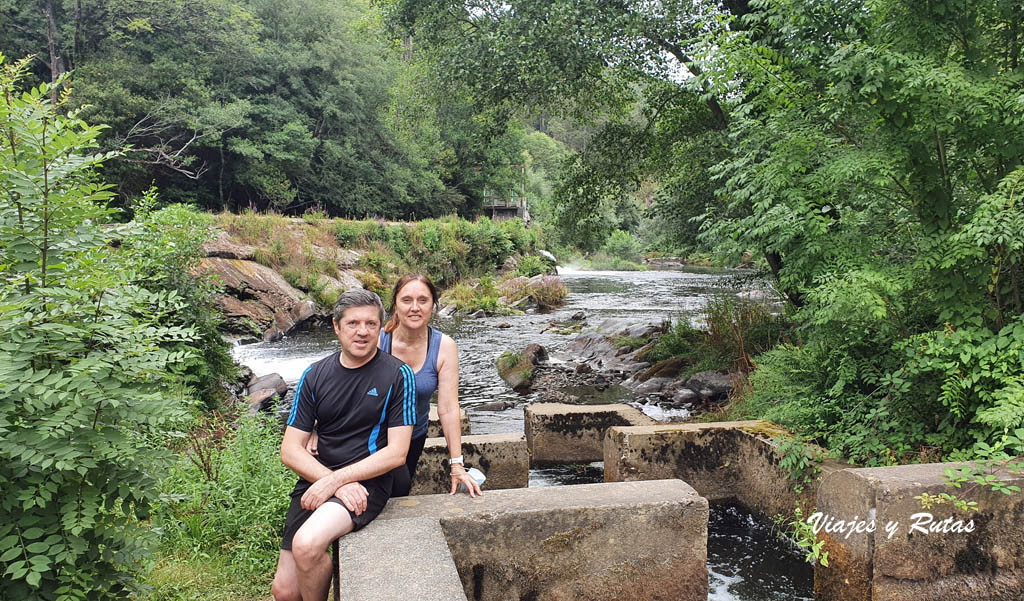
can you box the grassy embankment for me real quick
[214,210,564,315]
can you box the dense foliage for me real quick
[152,414,293,579]
[398,0,1024,464]
[0,57,234,600]
[0,0,539,218]
[706,0,1024,464]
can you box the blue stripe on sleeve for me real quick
[367,385,393,455]
[402,364,416,426]
[287,366,314,427]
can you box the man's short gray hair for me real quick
[332,288,385,324]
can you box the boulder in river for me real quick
[524,343,548,365]
[247,388,278,416]
[496,350,534,392]
[476,400,517,411]
[633,377,675,396]
[684,371,735,400]
[635,357,688,382]
[249,373,289,398]
[264,299,322,341]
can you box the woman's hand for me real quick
[306,430,319,456]
[449,465,482,498]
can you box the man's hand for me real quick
[334,482,369,515]
[450,467,482,498]
[301,473,341,510]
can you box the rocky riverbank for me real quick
[198,214,560,342]
[497,316,744,416]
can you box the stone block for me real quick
[816,462,1024,601]
[603,421,845,519]
[338,517,467,601]
[525,403,654,466]
[381,479,708,601]
[410,433,529,496]
[427,405,470,439]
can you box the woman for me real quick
[379,274,481,498]
[307,274,481,498]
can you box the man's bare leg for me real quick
[291,502,354,601]
[271,550,301,601]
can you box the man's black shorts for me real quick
[281,473,392,550]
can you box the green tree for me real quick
[0,56,197,599]
[387,0,733,248]
[708,0,1024,462]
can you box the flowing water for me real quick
[233,267,760,431]
[231,266,811,600]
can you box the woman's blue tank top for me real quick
[379,327,440,439]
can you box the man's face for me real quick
[333,305,381,363]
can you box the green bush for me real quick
[0,59,200,599]
[439,278,502,313]
[515,255,551,277]
[152,414,293,576]
[640,299,786,376]
[585,252,647,271]
[601,229,644,263]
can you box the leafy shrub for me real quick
[125,199,238,409]
[0,60,200,599]
[640,320,704,364]
[515,255,551,277]
[640,299,786,375]
[440,278,502,313]
[585,252,647,271]
[153,413,293,575]
[601,229,644,263]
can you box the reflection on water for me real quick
[232,268,759,435]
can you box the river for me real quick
[232,266,812,601]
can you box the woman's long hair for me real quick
[384,273,439,333]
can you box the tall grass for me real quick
[151,413,293,577]
[641,297,787,374]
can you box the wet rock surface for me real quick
[526,317,741,414]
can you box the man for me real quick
[271,289,415,601]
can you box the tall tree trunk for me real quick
[73,0,83,71]
[44,0,66,103]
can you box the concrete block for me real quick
[410,433,529,496]
[427,405,470,439]
[816,462,1024,601]
[525,403,654,466]
[338,517,467,601]
[603,421,845,519]
[383,480,709,601]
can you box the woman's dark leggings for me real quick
[391,434,427,498]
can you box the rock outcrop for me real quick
[199,228,365,340]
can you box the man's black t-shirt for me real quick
[286,348,415,495]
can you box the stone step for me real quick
[338,479,708,601]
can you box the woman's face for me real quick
[394,280,434,330]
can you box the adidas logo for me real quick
[367,387,378,397]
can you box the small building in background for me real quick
[482,189,529,222]
[481,164,529,222]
